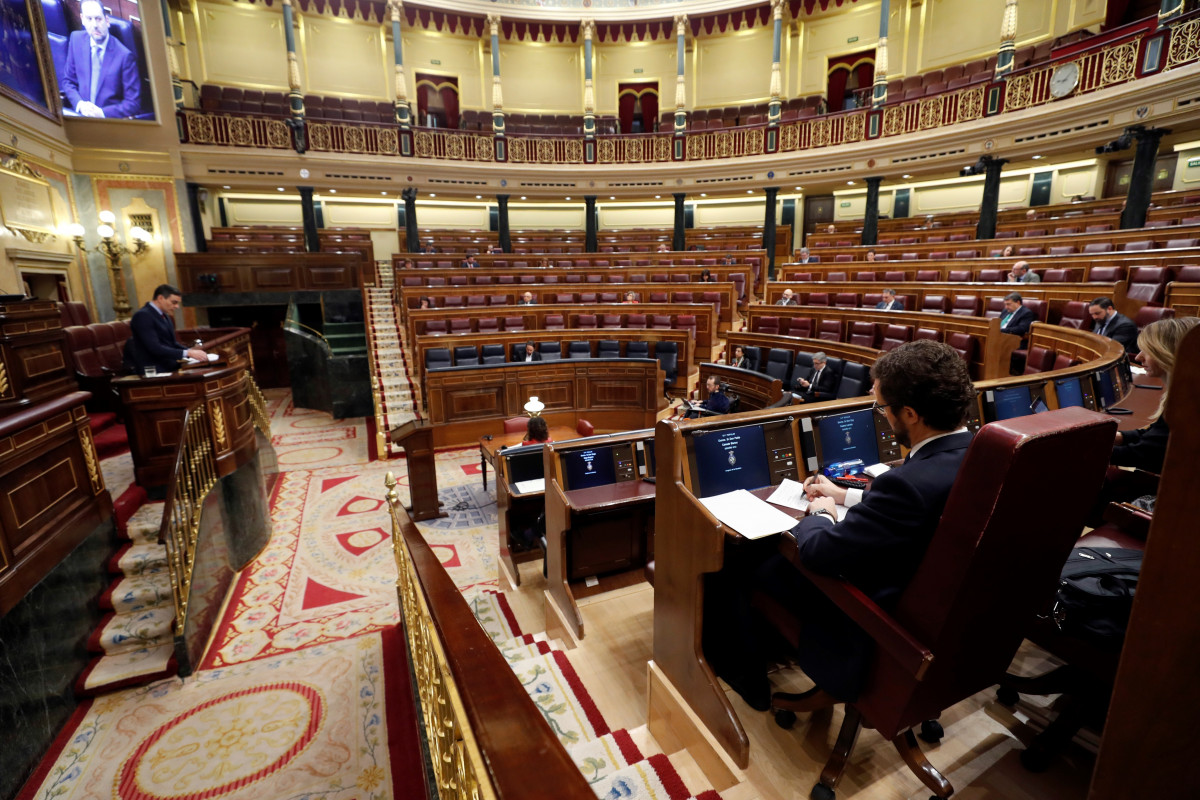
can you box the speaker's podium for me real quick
[116,356,256,492]
[389,419,445,521]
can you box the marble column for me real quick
[581,197,597,253]
[672,193,686,251]
[673,16,688,134]
[994,0,1018,80]
[1159,0,1184,26]
[158,0,184,111]
[768,0,784,124]
[186,183,207,252]
[402,188,419,253]
[497,194,511,253]
[582,20,596,138]
[282,0,306,153]
[1121,127,1168,230]
[488,15,505,136]
[388,0,412,127]
[861,177,883,246]
[873,0,890,108]
[975,157,1008,240]
[764,187,779,280]
[299,187,319,252]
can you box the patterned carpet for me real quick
[20,391,481,800]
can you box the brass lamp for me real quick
[68,210,151,320]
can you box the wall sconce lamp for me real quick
[67,210,152,320]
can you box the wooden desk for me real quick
[479,426,576,491]
[648,329,1130,773]
[543,431,657,642]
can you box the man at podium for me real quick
[123,284,208,374]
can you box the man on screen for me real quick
[61,0,141,119]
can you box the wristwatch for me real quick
[809,508,837,523]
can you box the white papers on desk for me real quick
[513,478,545,494]
[184,353,221,364]
[765,479,849,517]
[699,490,800,539]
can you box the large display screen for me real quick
[692,423,771,498]
[814,408,879,471]
[48,0,154,120]
[1094,368,1118,408]
[505,446,544,486]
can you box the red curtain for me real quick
[415,73,459,128]
[439,85,459,129]
[617,82,658,134]
[826,51,874,110]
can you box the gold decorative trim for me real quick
[78,427,104,494]
[209,399,228,449]
[0,362,10,399]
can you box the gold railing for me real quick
[245,372,272,436]
[363,282,391,460]
[385,473,594,799]
[177,17,1195,167]
[159,402,218,626]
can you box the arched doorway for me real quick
[617,82,659,134]
[827,51,875,111]
[415,73,460,129]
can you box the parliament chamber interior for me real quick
[1,0,1199,797]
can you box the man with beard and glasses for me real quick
[714,340,976,710]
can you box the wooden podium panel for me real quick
[0,391,112,615]
[424,359,665,447]
[116,363,255,490]
[0,300,75,413]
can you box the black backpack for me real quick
[1052,547,1142,651]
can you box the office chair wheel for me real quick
[773,709,797,729]
[996,686,1020,707]
[918,719,944,744]
[809,782,835,800]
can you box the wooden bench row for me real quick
[392,262,760,300]
[394,282,738,329]
[405,302,717,364]
[743,305,1015,380]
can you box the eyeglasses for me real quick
[871,401,895,414]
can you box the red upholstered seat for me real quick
[1058,301,1092,330]
[576,314,598,328]
[763,409,1115,800]
[601,314,623,328]
[424,320,447,334]
[855,272,876,281]
[807,292,830,306]
[1022,345,1057,374]
[476,318,499,332]
[848,321,878,347]
[1133,306,1175,329]
[834,293,859,308]
[545,314,565,330]
[755,316,780,335]
[817,320,843,341]
[1127,267,1169,304]
[946,270,971,282]
[914,327,942,342]
[651,315,672,329]
[977,269,1004,281]
[883,271,906,282]
[950,296,981,316]
[788,317,814,338]
[827,271,849,281]
[625,313,647,328]
[503,417,527,434]
[947,331,977,363]
[921,295,949,313]
[880,324,912,351]
[915,270,939,282]
[449,318,471,333]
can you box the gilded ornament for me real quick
[210,400,228,448]
[919,96,944,130]
[78,427,103,492]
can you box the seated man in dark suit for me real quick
[794,351,838,402]
[875,288,904,311]
[776,289,798,306]
[517,291,536,306]
[461,254,480,268]
[123,284,207,374]
[685,375,730,418]
[999,292,1036,339]
[718,340,976,708]
[519,341,542,362]
[60,0,141,118]
[1088,297,1138,354]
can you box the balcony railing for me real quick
[178,15,1200,165]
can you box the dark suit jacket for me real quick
[1111,417,1168,473]
[123,303,185,373]
[1000,305,1037,338]
[517,299,536,306]
[729,357,750,370]
[519,351,542,362]
[874,298,905,311]
[775,296,798,306]
[797,365,838,401]
[761,431,973,699]
[1096,311,1138,354]
[62,31,140,118]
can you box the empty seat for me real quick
[625,313,647,328]
[674,314,697,339]
[579,293,598,303]
[755,316,781,335]
[545,314,565,330]
[951,296,981,316]
[1166,238,1199,248]
[854,271,877,282]
[1058,302,1091,330]
[423,320,448,335]
[1088,265,1126,282]
[626,341,649,359]
[914,327,942,342]
[763,348,793,382]
[953,250,979,259]
[817,320,843,341]
[576,313,598,328]
[502,317,525,331]
[601,314,623,328]
[788,317,814,338]
[922,295,950,313]
[807,292,830,306]
[883,271,906,282]
[656,341,680,391]
[567,341,592,359]
[538,342,562,361]
[834,293,859,308]
[1042,268,1076,282]
[425,347,452,369]
[947,331,977,364]
[453,345,480,366]
[947,270,971,282]
[836,361,870,398]
[477,317,499,332]
[651,315,672,329]
[1127,267,1169,304]
[1133,306,1176,328]
[555,293,576,304]
[848,321,877,347]
[1082,243,1114,254]
[597,340,621,358]
[977,269,1004,281]
[916,270,940,281]
[1022,345,1056,375]
[1122,241,1152,251]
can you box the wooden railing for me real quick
[386,473,595,800]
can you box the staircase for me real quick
[365,268,418,457]
[88,411,128,459]
[465,589,722,800]
[75,501,178,696]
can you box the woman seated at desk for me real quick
[522,416,552,445]
[1111,316,1198,474]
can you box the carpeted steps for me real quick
[76,501,177,697]
[365,285,418,456]
[466,590,722,800]
[88,410,129,459]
